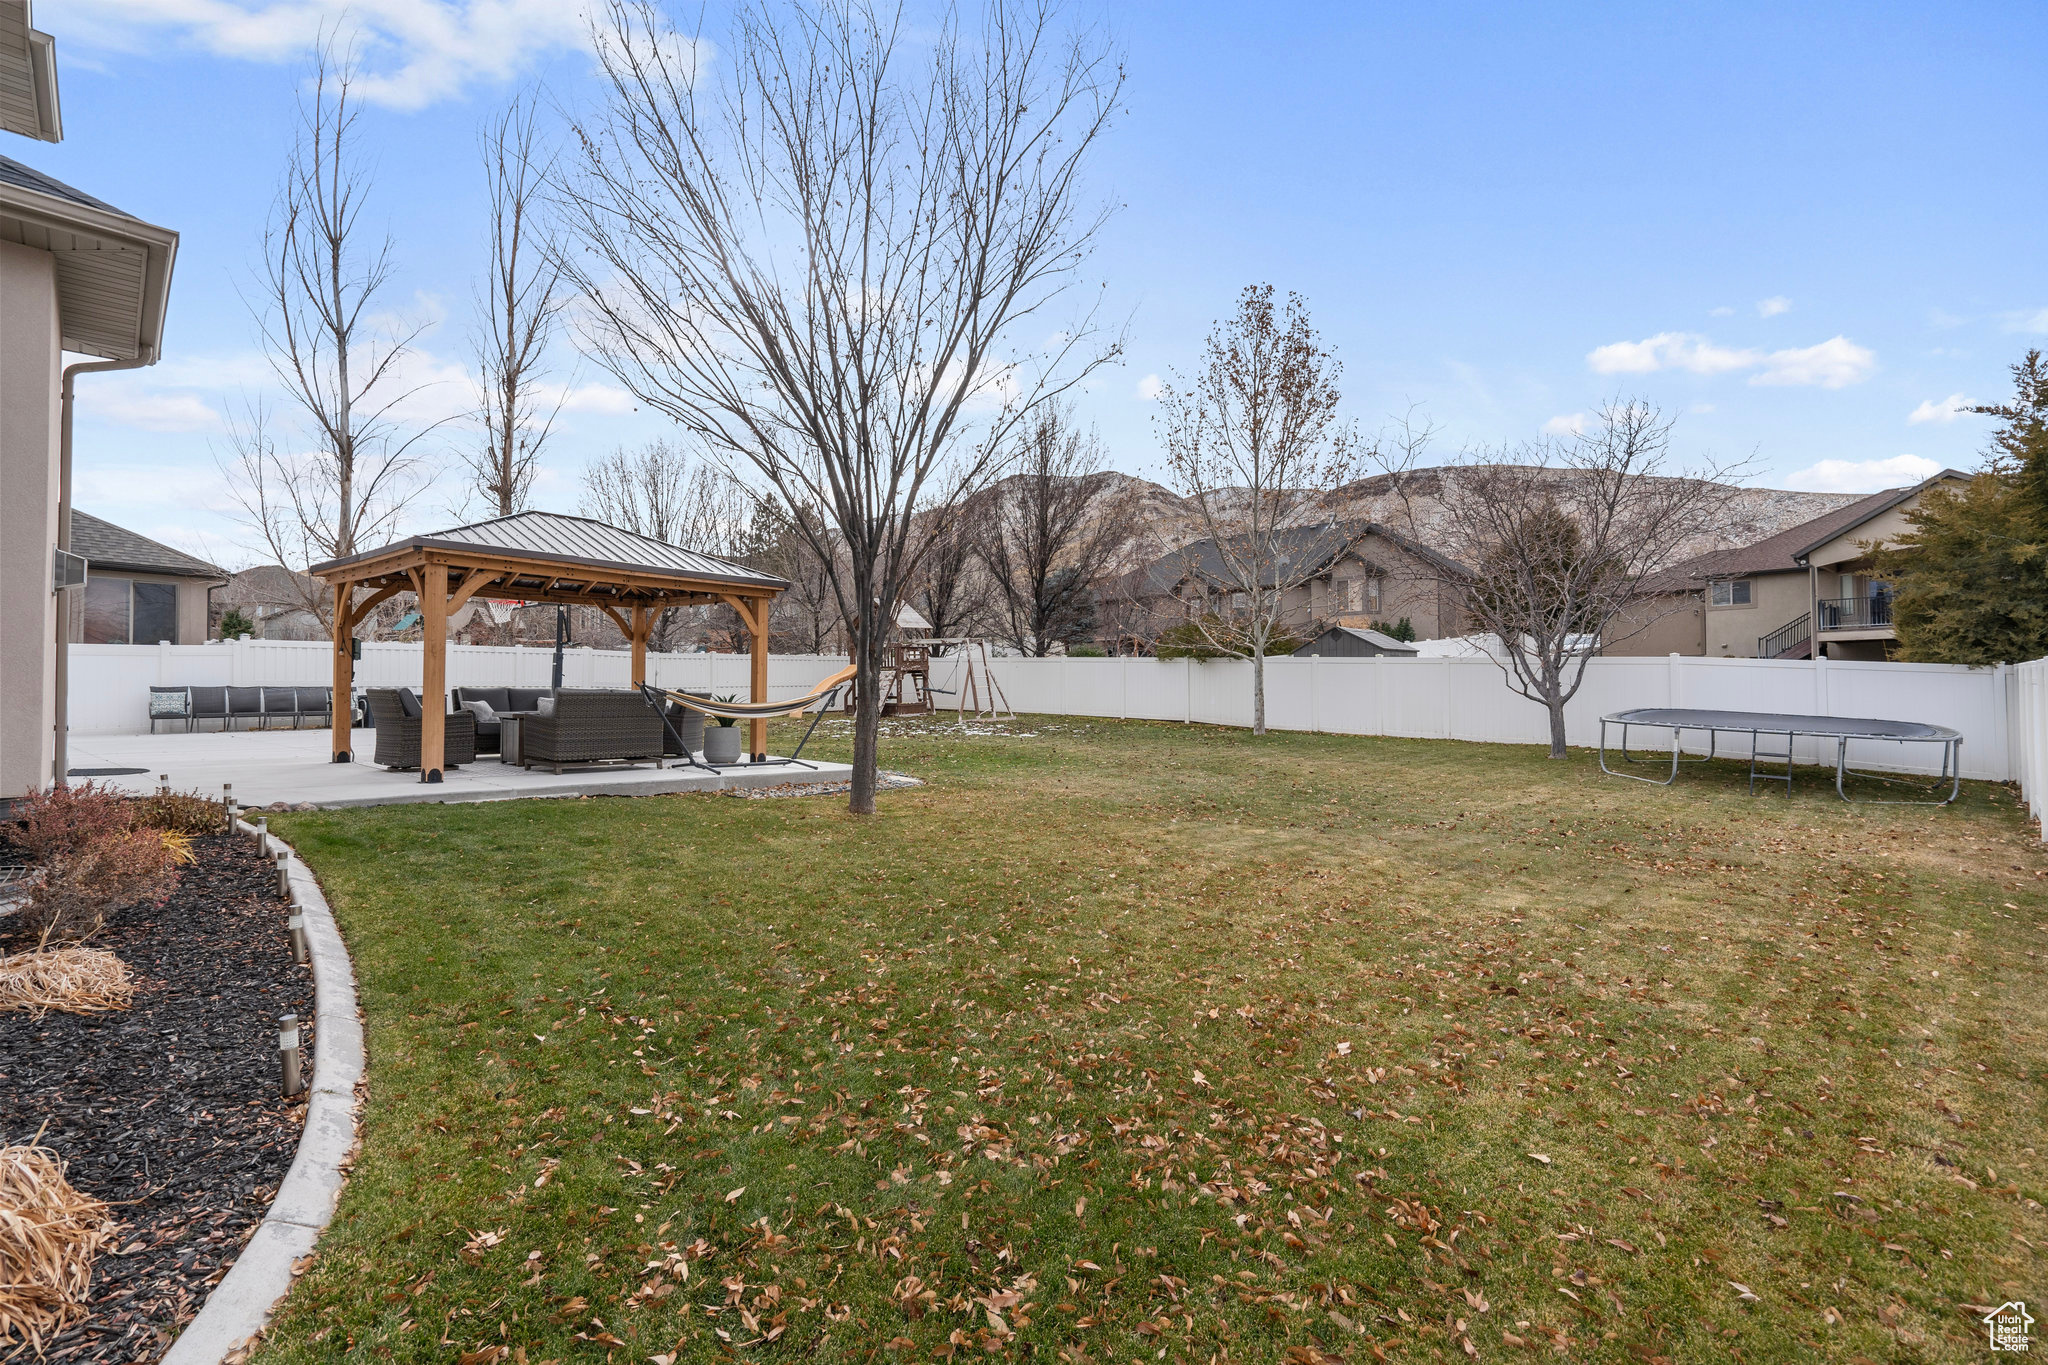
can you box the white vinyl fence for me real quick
[69,641,2048,827]
[66,639,850,737]
[972,652,2015,781]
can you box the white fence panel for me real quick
[981,651,2022,784]
[65,640,2048,827]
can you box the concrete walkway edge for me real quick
[160,820,364,1365]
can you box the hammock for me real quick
[638,664,857,770]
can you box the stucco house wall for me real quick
[0,238,59,796]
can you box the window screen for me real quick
[1709,580,1752,607]
[83,576,131,643]
[133,583,178,644]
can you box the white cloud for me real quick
[1708,306,1735,318]
[1756,296,1792,318]
[1586,332,1760,376]
[554,381,638,415]
[1907,392,1972,425]
[1587,330,1875,388]
[66,0,595,110]
[1750,335,1876,388]
[1541,412,1586,436]
[86,389,221,432]
[1135,373,1165,401]
[1783,454,1941,494]
[2005,307,2048,334]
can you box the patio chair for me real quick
[226,686,264,731]
[520,689,664,773]
[148,685,193,733]
[261,686,299,730]
[190,686,229,731]
[365,688,477,771]
[660,693,711,758]
[294,686,332,729]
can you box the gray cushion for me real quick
[459,686,512,713]
[508,688,548,712]
[148,686,191,718]
[397,688,423,719]
[461,699,499,727]
[536,695,555,717]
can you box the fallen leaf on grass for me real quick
[1528,1153,1551,1165]
[724,1187,746,1203]
[1730,1282,1759,1303]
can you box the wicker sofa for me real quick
[450,685,553,754]
[521,689,665,773]
[365,688,477,771]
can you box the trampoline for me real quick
[1598,707,1963,805]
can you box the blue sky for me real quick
[30,0,2048,566]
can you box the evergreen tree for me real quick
[1876,351,2048,664]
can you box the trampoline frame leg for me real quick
[1599,721,1714,786]
[1833,736,1963,806]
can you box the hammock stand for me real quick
[640,664,856,773]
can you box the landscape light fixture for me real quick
[277,1013,304,1097]
[274,850,290,898]
[287,909,309,965]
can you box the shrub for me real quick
[1153,618,1306,660]
[1067,644,1107,658]
[10,783,133,865]
[22,829,179,944]
[9,784,180,945]
[217,606,255,640]
[134,789,225,836]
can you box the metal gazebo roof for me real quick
[309,510,788,600]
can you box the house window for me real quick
[1709,580,1752,607]
[82,577,179,644]
[1229,591,1248,611]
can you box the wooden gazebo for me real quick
[309,512,789,782]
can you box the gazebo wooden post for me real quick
[330,578,353,763]
[630,605,649,688]
[748,597,769,761]
[420,560,449,783]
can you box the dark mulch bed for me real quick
[0,834,315,1364]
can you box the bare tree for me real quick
[465,92,565,518]
[910,499,991,645]
[580,440,746,649]
[978,404,1130,654]
[554,0,1123,813]
[743,502,845,653]
[1381,401,1742,757]
[224,38,443,625]
[1156,285,1361,733]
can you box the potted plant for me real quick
[702,696,744,764]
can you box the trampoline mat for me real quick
[1604,708,1960,741]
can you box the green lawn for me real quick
[257,718,2046,1364]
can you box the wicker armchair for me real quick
[365,688,477,771]
[522,689,665,773]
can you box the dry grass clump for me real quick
[0,1141,117,1350]
[133,788,225,836]
[0,948,135,1016]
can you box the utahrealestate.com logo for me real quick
[1983,1301,2034,1352]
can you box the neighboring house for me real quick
[0,6,180,797]
[68,511,221,643]
[1118,522,1467,647]
[1613,469,1971,660]
[1292,625,1420,658]
[210,565,330,640]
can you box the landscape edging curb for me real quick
[158,820,364,1365]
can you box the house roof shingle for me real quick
[0,154,122,214]
[1134,520,1468,596]
[1664,468,1973,584]
[71,511,223,579]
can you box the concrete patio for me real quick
[66,728,851,809]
